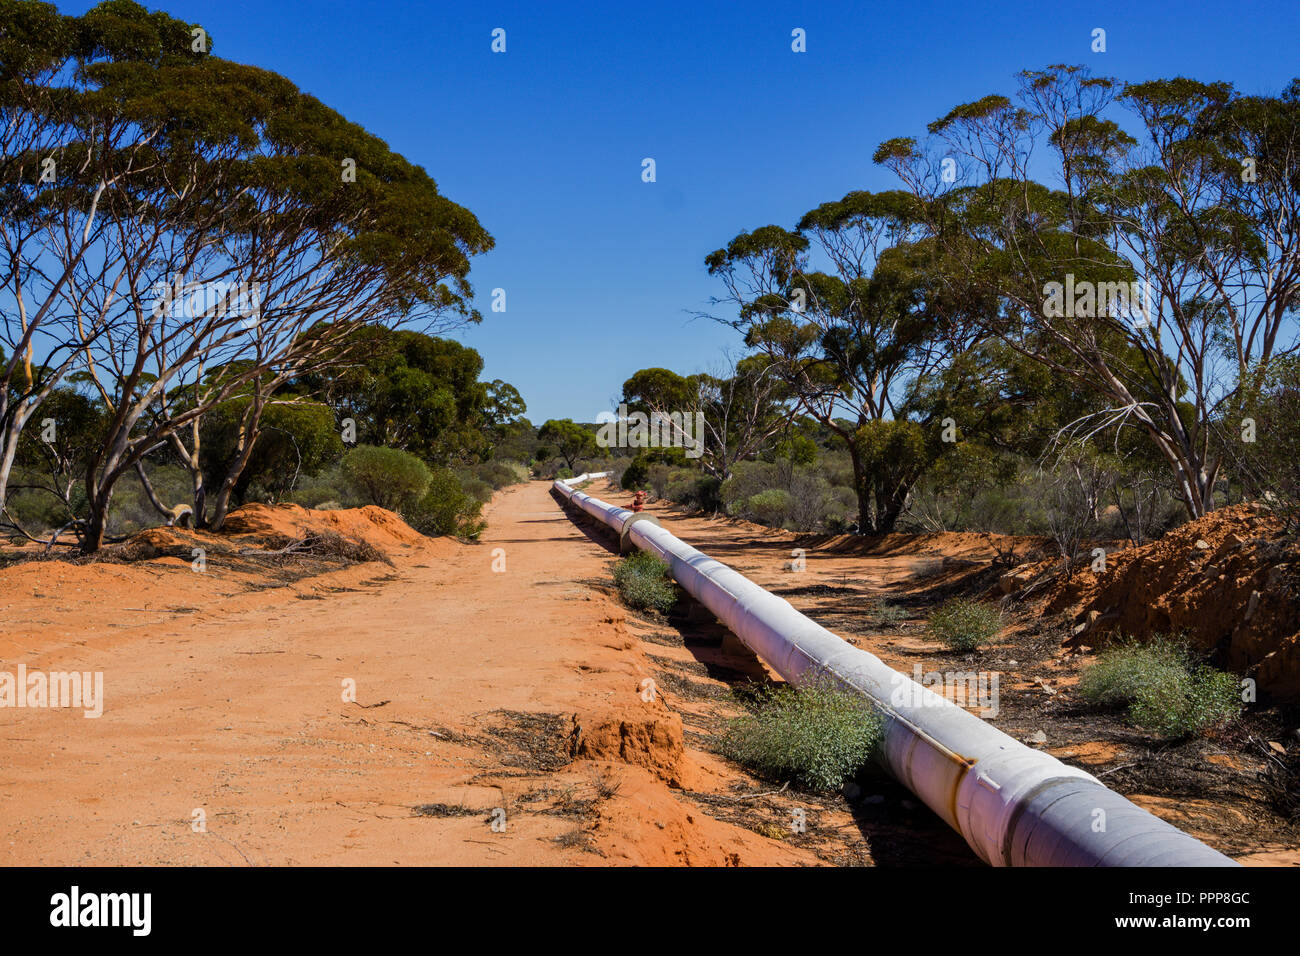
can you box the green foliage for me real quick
[339,445,431,511]
[927,598,1001,652]
[467,458,530,490]
[612,551,677,614]
[721,677,883,791]
[202,398,342,503]
[408,466,485,539]
[1078,637,1243,739]
[0,0,498,551]
[871,600,909,627]
[746,487,792,526]
[620,367,695,412]
[767,434,817,466]
[719,459,855,531]
[662,471,723,512]
[537,419,598,470]
[1233,355,1300,531]
[283,466,346,509]
[305,328,505,464]
[620,456,650,490]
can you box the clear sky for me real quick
[62,0,1300,422]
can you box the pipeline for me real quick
[554,473,1237,867]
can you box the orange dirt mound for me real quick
[222,502,430,553]
[1040,504,1300,699]
[569,704,687,786]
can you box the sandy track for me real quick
[0,481,822,866]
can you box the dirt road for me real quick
[0,481,853,865]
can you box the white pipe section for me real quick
[555,474,1237,867]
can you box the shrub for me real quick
[691,475,723,512]
[472,458,530,490]
[340,445,431,511]
[927,598,1001,652]
[458,476,495,504]
[662,469,723,512]
[721,677,882,791]
[612,550,677,614]
[1079,636,1243,739]
[785,472,832,530]
[721,460,777,516]
[648,462,673,498]
[408,467,485,539]
[747,488,792,527]
[284,466,348,509]
[664,472,696,504]
[620,457,650,490]
[872,600,908,627]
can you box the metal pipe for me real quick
[554,474,1236,867]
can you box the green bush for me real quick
[459,476,495,504]
[408,466,485,539]
[660,469,724,512]
[620,457,650,490]
[872,600,909,627]
[747,488,792,527]
[721,677,882,791]
[927,598,1001,652]
[1079,637,1243,739]
[284,466,348,509]
[612,550,677,614]
[473,458,530,489]
[340,445,431,511]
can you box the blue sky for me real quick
[63,0,1300,422]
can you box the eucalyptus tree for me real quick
[537,418,597,471]
[0,1,492,549]
[0,0,121,534]
[875,65,1300,519]
[621,353,794,482]
[301,328,512,466]
[704,191,989,532]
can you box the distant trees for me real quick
[304,328,520,466]
[701,66,1300,532]
[704,192,1004,532]
[537,419,597,471]
[620,354,794,482]
[0,1,493,550]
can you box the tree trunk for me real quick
[0,404,35,517]
[81,485,111,554]
[134,460,175,521]
[208,396,264,531]
[847,444,874,534]
[874,480,908,535]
